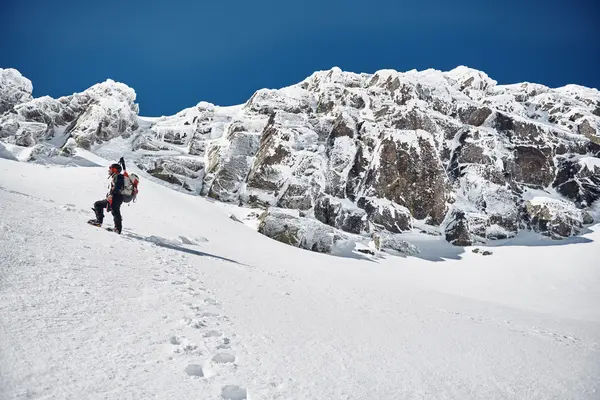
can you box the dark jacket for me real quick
[109,174,125,198]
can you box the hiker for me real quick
[89,162,125,233]
[88,158,140,234]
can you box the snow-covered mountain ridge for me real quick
[1,66,599,252]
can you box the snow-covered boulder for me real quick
[373,232,420,255]
[26,143,60,162]
[0,68,33,114]
[0,142,17,161]
[525,197,588,239]
[258,208,354,254]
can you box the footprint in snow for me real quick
[169,335,199,354]
[201,312,220,318]
[212,353,236,364]
[183,317,206,329]
[204,298,220,306]
[203,330,223,338]
[185,364,204,377]
[221,385,247,400]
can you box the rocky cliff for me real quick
[2,66,599,252]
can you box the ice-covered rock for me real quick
[1,78,138,149]
[3,65,600,251]
[373,232,420,255]
[136,156,204,193]
[362,129,449,224]
[0,68,33,114]
[258,208,354,254]
[525,197,587,239]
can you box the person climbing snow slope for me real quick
[89,161,125,233]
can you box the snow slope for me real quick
[1,156,599,399]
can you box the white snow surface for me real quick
[1,155,599,399]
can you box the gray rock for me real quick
[314,196,366,234]
[525,198,585,239]
[357,197,412,233]
[553,155,600,207]
[373,232,419,255]
[363,131,449,224]
[444,209,473,246]
[258,209,355,254]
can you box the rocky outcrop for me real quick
[2,66,600,252]
[357,197,412,233]
[258,208,354,254]
[136,156,204,193]
[525,197,590,239]
[0,79,139,150]
[363,130,449,224]
[314,196,366,234]
[0,68,33,114]
[553,155,600,207]
[444,209,473,246]
[373,232,420,255]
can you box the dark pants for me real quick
[94,196,123,232]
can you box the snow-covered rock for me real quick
[314,195,366,234]
[444,209,473,246]
[525,197,588,239]
[373,231,420,255]
[0,68,33,114]
[258,208,354,254]
[553,155,600,207]
[2,66,600,250]
[357,197,412,233]
[1,79,138,150]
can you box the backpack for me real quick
[121,172,140,203]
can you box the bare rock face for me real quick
[363,130,449,224]
[553,155,600,207]
[3,65,600,252]
[357,197,412,233]
[444,209,473,246]
[314,195,366,234]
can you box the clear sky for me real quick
[1,0,598,116]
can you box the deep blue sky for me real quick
[1,0,598,116]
